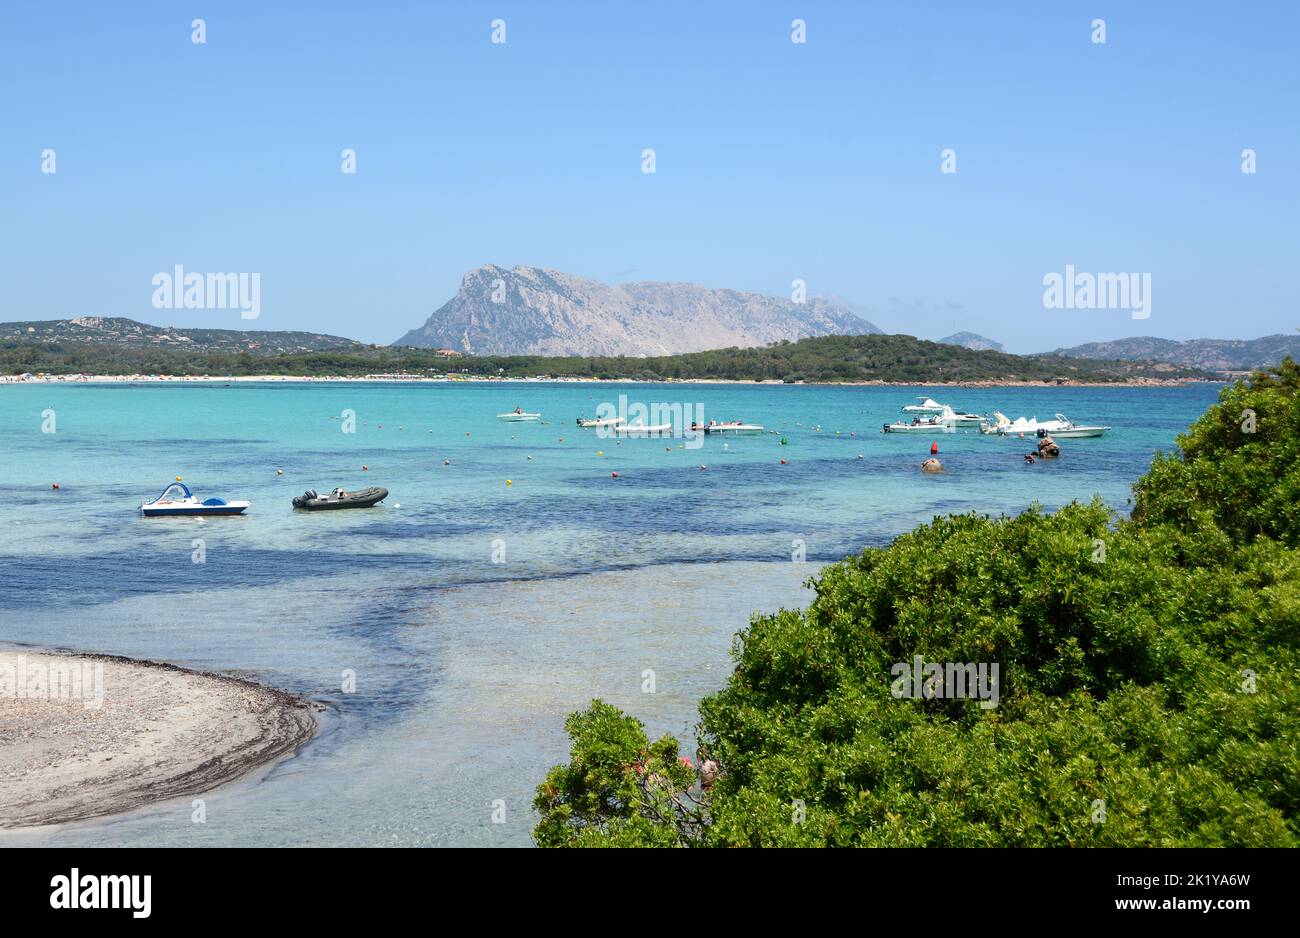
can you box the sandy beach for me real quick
[0,648,317,829]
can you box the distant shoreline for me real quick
[1,374,1221,389]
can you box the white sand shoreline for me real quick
[0,646,318,829]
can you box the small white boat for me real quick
[982,412,1042,436]
[141,482,249,517]
[577,416,625,429]
[943,407,986,427]
[497,412,541,422]
[883,406,975,433]
[1038,415,1110,438]
[699,421,764,436]
[883,417,951,433]
[984,412,1108,438]
[616,422,673,435]
[902,397,946,413]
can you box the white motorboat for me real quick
[577,416,625,429]
[1037,415,1110,438]
[938,406,984,427]
[693,421,764,436]
[883,415,952,433]
[141,482,249,517]
[902,397,946,414]
[883,406,977,433]
[982,412,1043,435]
[983,412,1109,438]
[498,412,542,422]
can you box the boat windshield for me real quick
[152,482,193,503]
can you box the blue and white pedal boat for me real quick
[140,482,250,517]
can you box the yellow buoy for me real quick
[175,475,182,481]
[506,479,513,486]
[597,450,603,456]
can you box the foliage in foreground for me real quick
[535,360,1300,846]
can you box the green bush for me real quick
[535,362,1300,846]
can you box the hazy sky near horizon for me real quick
[2,1,1297,352]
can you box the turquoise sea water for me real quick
[0,380,1221,846]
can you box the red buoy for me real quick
[931,442,939,455]
[611,472,619,478]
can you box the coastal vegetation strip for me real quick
[533,360,1300,847]
[0,648,317,829]
[2,334,1212,383]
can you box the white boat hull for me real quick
[498,413,541,421]
[616,423,673,435]
[703,424,763,435]
[1043,426,1109,438]
[141,500,250,517]
[883,423,954,433]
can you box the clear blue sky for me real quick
[2,1,1296,351]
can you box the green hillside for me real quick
[1,333,1210,383]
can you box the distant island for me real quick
[393,264,881,356]
[938,331,1005,352]
[1053,334,1300,372]
[0,316,363,355]
[0,330,1211,385]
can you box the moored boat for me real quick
[497,412,541,421]
[577,416,626,429]
[902,397,946,413]
[616,422,673,435]
[292,486,389,510]
[1037,421,1109,439]
[883,406,975,432]
[698,421,764,435]
[984,412,1109,438]
[943,407,986,427]
[883,416,952,432]
[141,482,249,517]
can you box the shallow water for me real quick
[0,380,1221,846]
